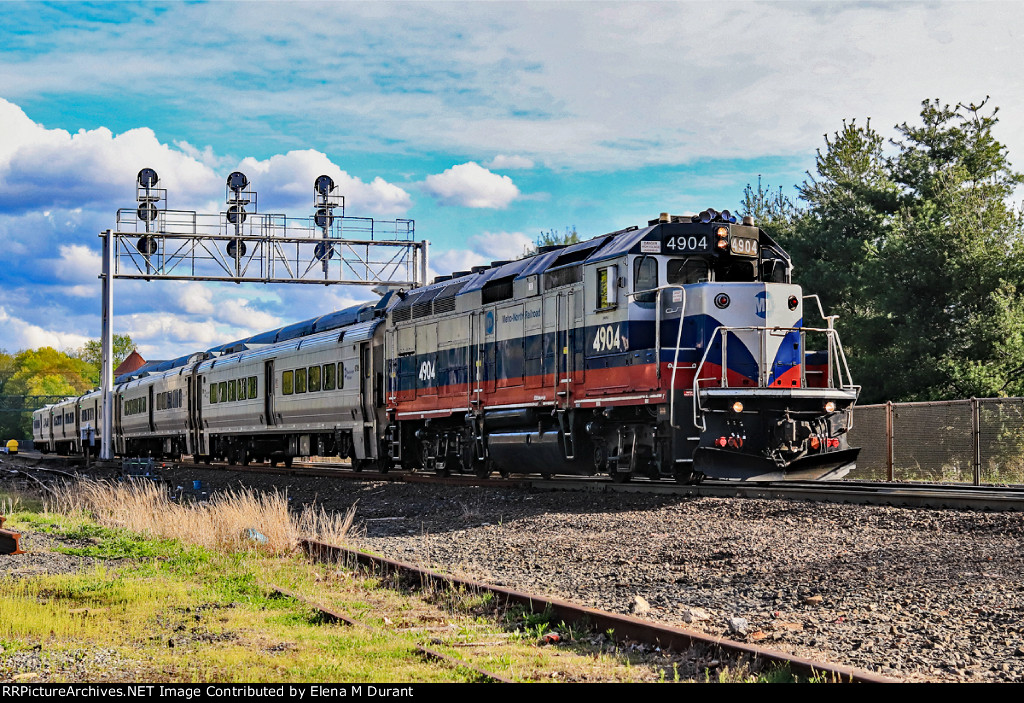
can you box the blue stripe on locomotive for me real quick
[391,315,806,393]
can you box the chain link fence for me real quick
[848,398,1024,484]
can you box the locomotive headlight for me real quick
[716,239,729,250]
[824,401,836,413]
[731,401,744,413]
[715,226,728,238]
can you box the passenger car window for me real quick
[282,371,293,395]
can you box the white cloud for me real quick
[174,283,215,315]
[0,306,91,352]
[467,231,533,261]
[216,298,282,331]
[422,162,520,209]
[485,154,534,170]
[0,98,220,212]
[236,150,412,215]
[54,244,101,284]
[428,230,533,279]
[122,312,224,347]
[0,99,412,219]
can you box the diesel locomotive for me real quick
[34,209,860,482]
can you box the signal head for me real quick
[314,174,335,196]
[227,171,249,193]
[137,168,159,188]
[227,204,247,224]
[314,208,333,228]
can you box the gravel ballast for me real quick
[8,458,1024,682]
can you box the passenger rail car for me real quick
[34,210,860,482]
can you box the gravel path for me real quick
[9,457,1024,682]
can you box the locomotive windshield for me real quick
[666,258,708,284]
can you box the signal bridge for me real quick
[98,168,429,461]
[110,170,427,286]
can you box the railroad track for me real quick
[164,459,1024,511]
[298,537,893,683]
[12,452,1024,511]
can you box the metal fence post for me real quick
[886,401,894,481]
[971,397,981,486]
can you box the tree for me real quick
[523,226,580,257]
[876,99,1024,400]
[75,334,136,368]
[740,175,797,244]
[740,100,1024,403]
[3,347,99,439]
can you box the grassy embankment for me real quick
[0,483,806,683]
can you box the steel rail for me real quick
[299,538,894,683]
[537,477,1024,511]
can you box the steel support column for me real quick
[100,229,114,461]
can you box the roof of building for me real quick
[113,349,147,377]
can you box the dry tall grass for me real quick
[50,479,357,555]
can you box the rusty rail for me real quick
[300,539,895,683]
[0,516,25,555]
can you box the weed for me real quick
[48,479,357,555]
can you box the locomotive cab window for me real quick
[596,265,618,310]
[633,257,658,303]
[667,258,709,285]
[714,258,757,282]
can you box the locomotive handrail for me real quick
[691,324,856,431]
[802,294,839,330]
[627,284,687,427]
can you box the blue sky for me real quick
[1,1,1022,359]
